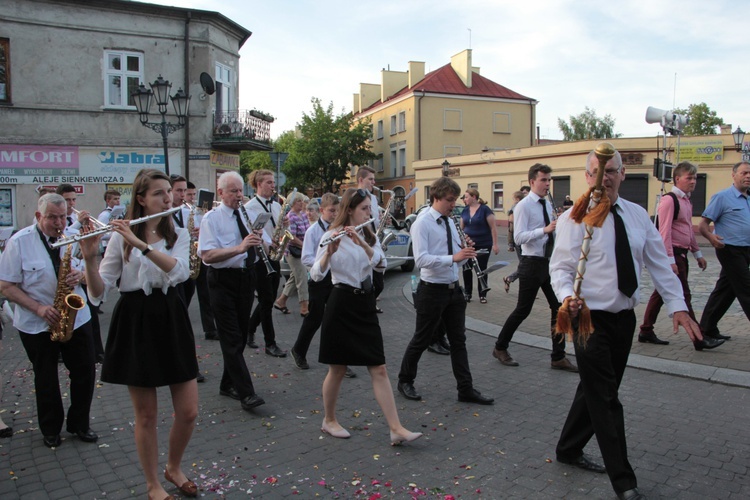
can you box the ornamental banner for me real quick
[675,140,724,163]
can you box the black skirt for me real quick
[318,287,385,366]
[101,287,198,387]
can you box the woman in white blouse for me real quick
[82,169,199,500]
[311,188,421,446]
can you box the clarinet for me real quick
[452,215,490,292]
[239,204,276,275]
[546,192,559,221]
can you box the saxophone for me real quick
[187,203,201,280]
[374,189,397,250]
[268,188,297,261]
[50,244,87,342]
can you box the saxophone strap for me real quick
[173,209,184,228]
[37,226,61,276]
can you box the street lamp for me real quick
[732,126,746,152]
[131,75,190,176]
[442,159,451,177]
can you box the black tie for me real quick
[440,216,453,255]
[67,216,74,227]
[47,236,61,276]
[610,204,638,298]
[233,210,256,266]
[539,198,554,259]
[173,210,184,228]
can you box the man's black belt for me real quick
[521,255,548,262]
[673,247,689,256]
[419,280,459,289]
[210,267,251,274]
[333,283,373,295]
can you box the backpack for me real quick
[655,192,679,230]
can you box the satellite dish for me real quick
[199,72,215,95]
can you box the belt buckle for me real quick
[448,282,456,289]
[353,288,364,295]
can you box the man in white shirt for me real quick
[397,176,494,405]
[0,194,98,448]
[551,148,701,500]
[98,189,121,254]
[186,181,218,341]
[356,166,386,311]
[493,164,577,372]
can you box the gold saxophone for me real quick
[268,188,297,261]
[187,203,201,280]
[50,244,86,342]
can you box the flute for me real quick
[319,219,375,247]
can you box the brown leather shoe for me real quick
[492,348,519,366]
[551,357,578,373]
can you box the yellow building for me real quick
[412,133,743,227]
[352,49,537,217]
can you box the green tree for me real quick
[239,130,300,184]
[672,102,724,135]
[283,98,376,194]
[557,107,622,141]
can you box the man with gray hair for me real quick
[0,194,97,448]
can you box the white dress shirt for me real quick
[411,207,467,284]
[369,192,380,228]
[302,218,328,269]
[198,203,259,268]
[550,197,688,314]
[0,224,91,334]
[513,191,554,258]
[310,229,384,288]
[89,228,190,306]
[171,205,192,230]
[245,195,281,241]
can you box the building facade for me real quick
[0,0,271,228]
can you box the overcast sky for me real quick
[145,0,749,142]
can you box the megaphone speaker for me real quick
[645,106,668,124]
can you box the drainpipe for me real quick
[184,11,191,180]
[416,90,425,160]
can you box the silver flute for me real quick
[319,219,375,247]
[452,214,490,292]
[51,206,182,248]
[238,204,276,275]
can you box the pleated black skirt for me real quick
[318,287,385,366]
[101,287,198,387]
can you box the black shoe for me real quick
[344,367,357,378]
[220,387,241,400]
[204,331,219,341]
[247,335,258,348]
[43,434,62,448]
[457,388,494,405]
[0,427,12,438]
[638,333,669,345]
[705,332,731,341]
[241,393,265,410]
[397,382,422,401]
[557,454,606,473]
[617,488,646,500]
[464,294,472,303]
[291,349,309,370]
[69,428,98,443]
[694,337,725,351]
[427,342,450,355]
[196,373,205,383]
[265,344,287,358]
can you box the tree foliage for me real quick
[672,102,724,136]
[239,130,300,188]
[557,107,622,141]
[283,98,376,195]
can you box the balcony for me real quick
[211,110,273,152]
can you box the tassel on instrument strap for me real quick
[555,297,595,346]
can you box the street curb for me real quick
[402,281,750,389]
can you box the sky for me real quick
[144,0,750,142]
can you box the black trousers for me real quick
[196,263,217,334]
[699,244,750,337]
[19,322,96,436]
[494,256,566,361]
[556,309,637,494]
[81,283,103,358]
[293,274,333,358]
[373,270,384,298]
[208,267,257,398]
[398,282,473,393]
[248,259,280,345]
[462,247,491,298]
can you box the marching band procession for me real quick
[0,147,749,500]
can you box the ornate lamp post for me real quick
[131,76,190,176]
[442,159,451,177]
[732,127,750,162]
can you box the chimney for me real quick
[359,83,382,110]
[381,69,408,102]
[450,49,472,88]
[408,61,425,88]
[720,124,732,135]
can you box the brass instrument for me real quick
[186,202,201,280]
[375,189,397,250]
[452,214,490,293]
[319,218,375,247]
[71,208,108,229]
[268,188,297,261]
[50,243,86,342]
[239,204,275,275]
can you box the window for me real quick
[368,124,374,142]
[692,173,707,215]
[390,148,397,177]
[493,112,511,134]
[390,115,397,136]
[492,182,504,211]
[398,147,406,177]
[444,145,462,157]
[377,155,384,172]
[377,120,384,139]
[103,50,143,108]
[443,109,462,131]
[468,183,478,190]
[0,38,10,104]
[398,111,406,133]
[215,62,232,114]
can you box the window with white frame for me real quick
[444,145,462,157]
[493,112,511,134]
[377,155,384,172]
[398,147,406,177]
[492,181,504,210]
[104,50,143,108]
[398,111,406,133]
[443,108,462,131]
[390,148,397,177]
[215,62,232,115]
[377,120,384,139]
[390,115,397,136]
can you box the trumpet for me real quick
[51,206,182,248]
[238,204,276,275]
[319,218,375,247]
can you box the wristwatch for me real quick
[142,244,154,256]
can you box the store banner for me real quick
[676,140,724,162]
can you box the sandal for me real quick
[503,277,511,293]
[273,303,291,314]
[480,297,487,304]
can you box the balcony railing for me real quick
[212,110,273,144]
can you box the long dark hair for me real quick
[330,188,376,247]
[123,169,177,262]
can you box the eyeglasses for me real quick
[586,167,622,177]
[355,188,368,198]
